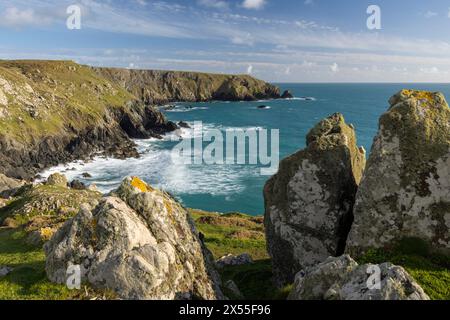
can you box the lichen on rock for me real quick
[288,255,430,300]
[44,176,224,300]
[346,90,450,256]
[264,113,366,286]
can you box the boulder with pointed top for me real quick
[264,113,366,286]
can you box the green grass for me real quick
[191,209,269,261]
[220,260,291,300]
[0,228,79,299]
[358,238,450,300]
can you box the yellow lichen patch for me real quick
[130,177,153,192]
[40,227,55,241]
[401,89,435,104]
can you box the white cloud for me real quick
[424,11,437,19]
[242,0,266,10]
[0,6,55,27]
[420,66,439,74]
[330,62,339,73]
[197,0,229,10]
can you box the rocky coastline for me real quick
[0,60,283,180]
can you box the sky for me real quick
[1,0,450,82]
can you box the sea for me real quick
[40,83,450,216]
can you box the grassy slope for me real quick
[0,60,134,143]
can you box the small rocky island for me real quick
[0,60,448,300]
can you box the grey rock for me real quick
[0,173,25,198]
[347,90,450,256]
[45,176,224,300]
[289,255,429,300]
[216,253,253,269]
[264,113,366,285]
[0,266,13,277]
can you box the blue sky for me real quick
[1,0,450,82]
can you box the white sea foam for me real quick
[38,122,262,196]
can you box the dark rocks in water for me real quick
[70,179,86,190]
[257,105,270,109]
[264,113,366,286]
[82,172,92,178]
[281,90,294,99]
[178,121,191,129]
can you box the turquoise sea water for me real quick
[42,83,450,215]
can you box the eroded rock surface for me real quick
[347,90,450,256]
[264,113,366,285]
[288,255,429,300]
[45,177,224,300]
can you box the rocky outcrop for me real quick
[45,177,224,300]
[347,90,450,256]
[264,113,366,286]
[288,255,429,300]
[281,90,294,99]
[46,173,68,188]
[94,67,281,104]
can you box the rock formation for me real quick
[288,255,429,300]
[346,90,450,256]
[264,113,366,285]
[45,177,224,300]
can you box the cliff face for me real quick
[0,60,279,179]
[93,67,281,104]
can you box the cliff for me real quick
[93,67,281,104]
[0,60,280,179]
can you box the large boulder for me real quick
[288,255,429,300]
[347,90,450,256]
[264,113,366,285]
[46,173,68,188]
[45,177,224,300]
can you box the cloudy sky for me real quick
[1,0,450,82]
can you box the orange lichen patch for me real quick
[131,177,153,192]
[401,89,435,104]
